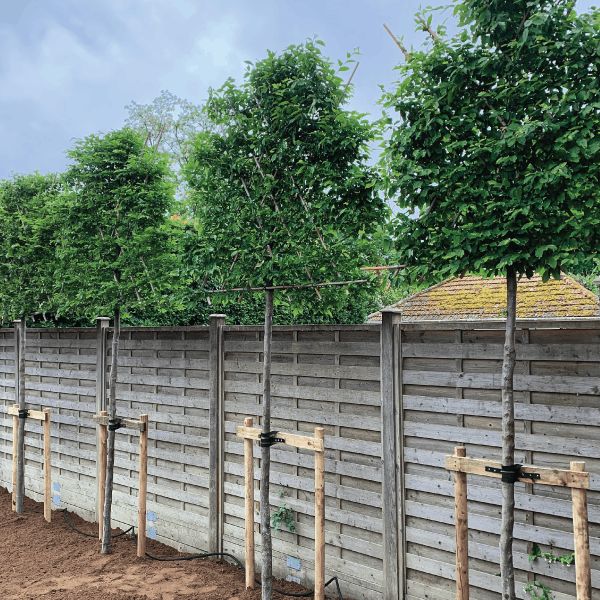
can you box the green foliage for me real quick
[524,580,553,600]
[271,493,296,533]
[528,543,575,566]
[185,40,386,323]
[54,128,178,323]
[0,173,62,323]
[382,1,600,284]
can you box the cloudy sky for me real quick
[1,0,596,178]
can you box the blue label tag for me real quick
[52,482,61,492]
[146,511,157,522]
[52,494,61,506]
[287,556,302,571]
[148,527,157,540]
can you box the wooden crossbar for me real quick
[444,455,590,489]
[446,447,592,600]
[235,425,324,452]
[10,405,52,522]
[8,405,47,421]
[236,420,326,600]
[93,414,147,432]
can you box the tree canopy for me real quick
[54,128,177,323]
[383,0,600,282]
[0,173,61,323]
[184,41,386,321]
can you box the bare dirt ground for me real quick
[0,488,307,600]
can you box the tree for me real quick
[381,1,599,597]
[0,173,61,513]
[56,128,175,553]
[126,90,208,204]
[186,41,385,598]
[0,174,61,324]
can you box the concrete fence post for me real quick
[381,309,403,600]
[208,314,226,553]
[95,317,110,522]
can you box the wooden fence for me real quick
[381,312,600,600]
[0,316,599,600]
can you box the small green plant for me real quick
[524,581,553,600]
[271,494,296,533]
[528,543,575,566]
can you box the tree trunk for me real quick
[101,307,120,554]
[15,320,26,514]
[500,268,517,599]
[260,289,274,600]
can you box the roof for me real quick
[367,274,600,323]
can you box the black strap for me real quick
[485,463,539,483]
[501,464,522,484]
[108,418,124,432]
[18,408,29,419]
[259,431,285,447]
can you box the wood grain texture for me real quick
[43,409,51,522]
[571,461,591,600]
[314,427,325,600]
[452,447,469,600]
[243,417,255,589]
[137,414,149,558]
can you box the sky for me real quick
[0,0,596,178]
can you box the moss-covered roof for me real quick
[368,274,600,323]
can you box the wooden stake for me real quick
[244,417,255,589]
[11,414,17,512]
[571,461,591,600]
[98,410,108,539]
[453,446,469,600]
[314,427,325,600]
[43,409,51,523]
[137,414,149,558]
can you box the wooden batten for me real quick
[236,425,324,452]
[8,404,47,421]
[43,409,51,523]
[445,455,590,489]
[243,417,255,590]
[93,413,147,432]
[137,414,149,558]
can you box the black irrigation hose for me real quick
[65,513,343,599]
[62,508,134,539]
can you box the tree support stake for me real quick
[445,448,591,600]
[9,404,52,522]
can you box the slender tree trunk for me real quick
[101,307,120,554]
[500,268,517,600]
[15,320,26,513]
[260,289,274,600]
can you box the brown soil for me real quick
[0,488,309,600]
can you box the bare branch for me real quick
[383,24,411,60]
[415,15,440,42]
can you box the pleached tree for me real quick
[186,41,385,598]
[56,128,176,552]
[0,173,61,512]
[381,1,600,596]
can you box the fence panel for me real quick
[0,327,16,492]
[222,325,383,600]
[400,322,600,600]
[109,327,212,551]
